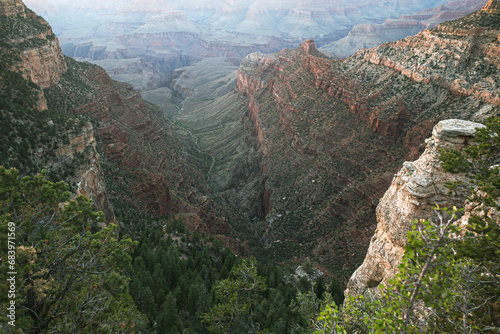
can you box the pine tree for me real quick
[202,257,267,334]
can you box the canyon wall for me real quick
[320,0,488,58]
[2,0,252,255]
[235,5,499,279]
[0,0,115,223]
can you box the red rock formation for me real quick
[61,63,176,214]
[236,12,499,277]
[131,171,171,215]
[483,0,500,13]
[1,0,67,110]
[19,35,67,89]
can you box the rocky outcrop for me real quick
[356,2,500,109]
[0,0,67,91]
[45,122,117,225]
[483,0,500,13]
[19,35,67,89]
[345,119,485,297]
[0,0,116,223]
[361,28,500,107]
[77,156,116,226]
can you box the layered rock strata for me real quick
[320,0,488,58]
[483,0,500,13]
[0,0,67,110]
[59,123,116,225]
[345,119,485,297]
[235,6,499,278]
[0,0,115,223]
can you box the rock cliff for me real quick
[235,5,499,279]
[345,119,485,297]
[0,0,66,96]
[44,58,179,217]
[483,0,500,13]
[0,0,115,223]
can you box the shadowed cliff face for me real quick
[236,6,499,278]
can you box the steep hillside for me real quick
[167,58,268,219]
[0,0,116,224]
[0,0,252,253]
[235,4,499,279]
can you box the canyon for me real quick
[2,0,499,286]
[320,0,488,58]
[22,0,488,97]
[221,2,498,276]
[0,0,253,255]
[166,2,499,281]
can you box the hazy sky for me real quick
[24,0,405,8]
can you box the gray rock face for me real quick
[433,119,486,143]
[345,119,485,298]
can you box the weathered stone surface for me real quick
[77,151,117,226]
[483,0,500,13]
[1,0,67,110]
[320,0,487,58]
[20,38,67,89]
[358,6,500,108]
[345,119,485,298]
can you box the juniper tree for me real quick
[0,167,145,333]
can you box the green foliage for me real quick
[0,33,86,177]
[313,209,464,333]
[0,167,146,333]
[290,283,335,333]
[127,223,316,333]
[202,257,267,334]
[0,8,52,50]
[440,117,500,210]
[370,207,464,333]
[440,116,500,328]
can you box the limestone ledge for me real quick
[345,119,485,298]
